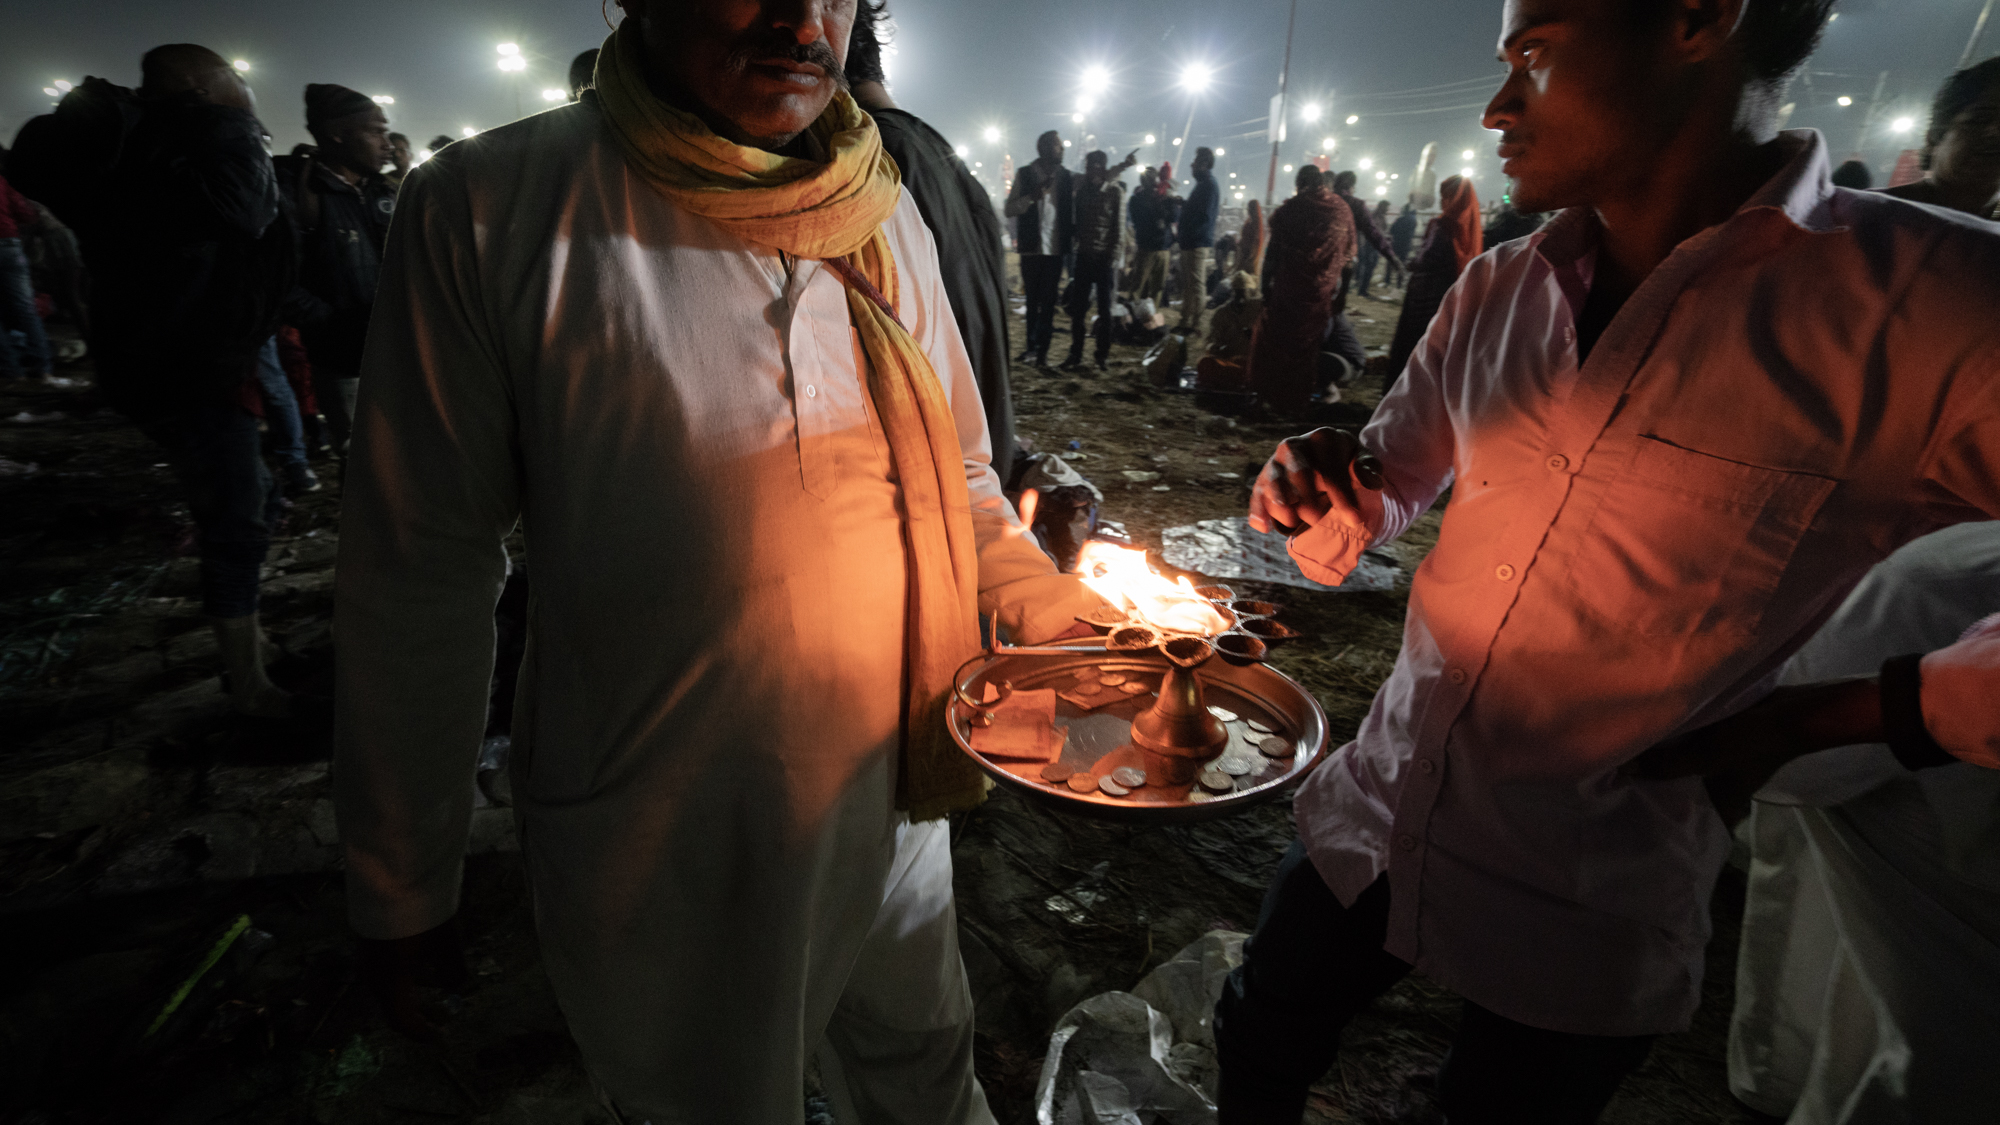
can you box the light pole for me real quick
[1266,0,1299,207]
[1963,0,1997,69]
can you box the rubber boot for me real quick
[211,614,292,718]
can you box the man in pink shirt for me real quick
[1217,1,2000,1121]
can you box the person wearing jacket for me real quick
[1063,147,1137,372]
[0,172,53,384]
[1174,146,1220,335]
[277,83,394,455]
[1004,130,1072,367]
[1127,167,1178,302]
[9,44,298,717]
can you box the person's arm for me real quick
[1248,260,1466,584]
[899,204,1106,640]
[1002,167,1037,219]
[333,158,521,949]
[1913,614,2000,768]
[1350,196,1399,262]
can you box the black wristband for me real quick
[1880,653,1957,771]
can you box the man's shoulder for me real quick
[1833,186,2000,267]
[414,105,602,199]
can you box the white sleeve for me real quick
[895,197,1107,643]
[333,161,522,940]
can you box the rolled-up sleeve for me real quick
[1286,269,1463,586]
[333,159,522,940]
[1921,613,2000,769]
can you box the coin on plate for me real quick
[1119,681,1149,695]
[1097,671,1128,686]
[1098,775,1132,797]
[1198,769,1234,794]
[1246,719,1274,735]
[1041,763,1077,783]
[1217,756,1253,776]
[1067,774,1098,794]
[1111,766,1147,788]
[1075,679,1102,695]
[1259,736,1295,759]
[1208,706,1238,722]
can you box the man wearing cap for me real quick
[334,2,1104,1122]
[277,84,394,455]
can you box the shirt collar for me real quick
[1530,128,1841,269]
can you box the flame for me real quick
[1075,542,1230,636]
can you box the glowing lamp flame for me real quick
[1075,542,1229,636]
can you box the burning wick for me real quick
[1075,542,1230,636]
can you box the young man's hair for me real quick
[1331,169,1358,193]
[1736,0,1838,82]
[1922,55,2000,168]
[846,1,890,86]
[1295,164,1324,191]
[389,132,408,145]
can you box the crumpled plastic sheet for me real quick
[1036,931,1247,1125]
[1161,517,1401,593]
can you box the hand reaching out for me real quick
[1247,428,1386,537]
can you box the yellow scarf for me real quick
[594,22,986,819]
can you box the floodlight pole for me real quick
[1266,0,1299,207]
[1962,0,1997,70]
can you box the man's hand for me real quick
[1247,428,1385,536]
[357,915,470,1041]
[1624,680,1883,827]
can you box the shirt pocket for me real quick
[1566,437,1836,636]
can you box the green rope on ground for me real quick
[145,914,251,1037]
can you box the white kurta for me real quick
[331,103,1100,1120]
[1730,523,2000,1123]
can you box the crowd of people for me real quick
[3,0,2000,1123]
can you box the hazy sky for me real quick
[2,0,1989,198]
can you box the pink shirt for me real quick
[1287,132,2000,1037]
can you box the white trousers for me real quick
[603,816,995,1125]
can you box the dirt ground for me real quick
[0,277,1768,1124]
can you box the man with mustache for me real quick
[1005,130,1074,368]
[1221,1,2000,1121]
[332,1,1101,1122]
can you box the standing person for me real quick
[1880,56,2000,219]
[383,132,412,190]
[9,46,297,716]
[1063,148,1138,372]
[1327,169,1402,371]
[1385,200,1417,288]
[1224,1,2000,1122]
[277,84,394,456]
[1237,198,1267,285]
[1383,173,1481,384]
[336,5,1106,1125]
[1004,129,1072,367]
[1246,165,1356,417]
[0,171,53,384]
[1174,146,1219,334]
[847,1,1020,479]
[1354,199,1392,298]
[1127,167,1175,302]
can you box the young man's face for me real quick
[323,108,393,176]
[389,136,411,172]
[1483,0,1675,214]
[1038,132,1063,161]
[621,0,855,149]
[1932,80,2000,193]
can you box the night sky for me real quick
[2,0,1991,199]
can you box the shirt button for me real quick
[1418,758,1437,775]
[1448,668,1467,685]
[1546,454,1568,472]
[1495,564,1516,582]
[1563,326,1576,344]
[1397,833,1419,852]
[804,384,817,399]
